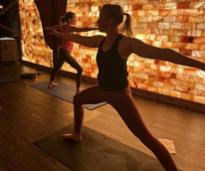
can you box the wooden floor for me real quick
[0,63,205,171]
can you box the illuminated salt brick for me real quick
[170,23,185,29]
[176,16,188,22]
[170,78,182,86]
[164,2,177,10]
[193,95,205,104]
[184,9,200,15]
[158,88,170,96]
[156,35,168,41]
[174,30,187,36]
[155,4,165,10]
[159,22,170,29]
[169,9,184,16]
[142,4,154,10]
[185,43,199,50]
[149,64,158,70]
[172,42,186,49]
[159,65,172,72]
[161,42,173,48]
[200,90,205,97]
[135,73,149,80]
[147,70,159,77]
[133,0,148,4]
[183,65,198,72]
[129,79,135,88]
[145,39,153,45]
[177,1,190,9]
[199,45,205,51]
[193,37,205,44]
[160,72,173,78]
[137,10,145,16]
[192,50,205,58]
[153,81,164,88]
[170,36,182,42]
[159,10,170,16]
[164,16,176,22]
[175,83,191,93]
[181,93,192,100]
[135,34,145,40]
[147,86,158,93]
[196,23,205,30]
[195,84,205,91]
[196,70,205,80]
[169,90,182,98]
[144,34,156,40]
[91,6,98,12]
[152,41,162,47]
[132,4,142,10]
[188,16,203,23]
[191,1,205,9]
[124,5,132,11]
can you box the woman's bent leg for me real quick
[108,88,178,171]
[73,86,107,133]
[49,48,65,83]
[64,54,83,92]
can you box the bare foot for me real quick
[62,132,82,142]
[48,81,59,88]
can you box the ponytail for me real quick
[120,13,133,37]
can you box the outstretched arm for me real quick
[50,30,104,48]
[129,38,205,70]
[45,25,97,33]
[45,24,65,32]
[65,26,98,32]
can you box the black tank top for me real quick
[96,34,128,91]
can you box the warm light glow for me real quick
[19,0,52,67]
[19,0,205,104]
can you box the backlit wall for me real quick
[19,0,205,104]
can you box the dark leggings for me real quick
[50,48,83,88]
[73,85,178,171]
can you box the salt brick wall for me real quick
[19,0,205,104]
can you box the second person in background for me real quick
[46,12,97,94]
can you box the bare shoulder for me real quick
[92,35,105,46]
[120,36,137,48]
[121,36,149,53]
[118,35,136,57]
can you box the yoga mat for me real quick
[35,126,165,171]
[0,76,15,84]
[31,81,106,110]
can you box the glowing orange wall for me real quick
[19,0,205,104]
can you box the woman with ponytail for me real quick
[50,4,204,171]
[46,12,96,93]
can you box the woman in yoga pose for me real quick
[47,12,96,93]
[50,4,203,171]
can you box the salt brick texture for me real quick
[19,0,205,104]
